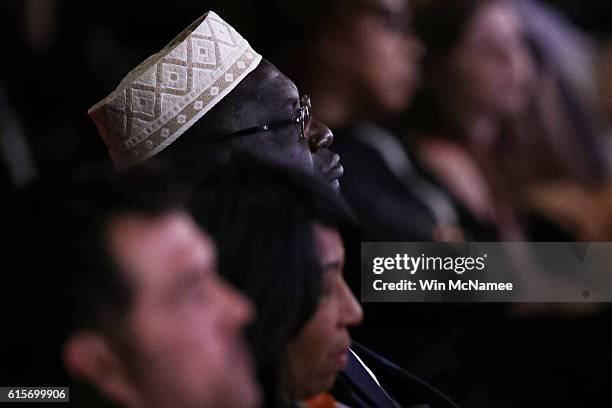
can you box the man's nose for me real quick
[219,279,255,329]
[307,119,334,153]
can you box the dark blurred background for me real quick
[1,2,611,408]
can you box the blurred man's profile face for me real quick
[108,212,259,408]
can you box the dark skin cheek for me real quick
[209,60,327,173]
[313,149,334,174]
[283,140,315,173]
[230,133,315,174]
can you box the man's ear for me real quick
[63,332,143,408]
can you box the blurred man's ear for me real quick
[63,332,143,408]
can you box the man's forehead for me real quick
[228,61,300,122]
[108,212,214,287]
[252,60,299,102]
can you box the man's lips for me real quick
[324,154,344,182]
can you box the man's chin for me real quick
[238,380,260,408]
[232,348,260,408]
[330,179,340,191]
[225,367,260,408]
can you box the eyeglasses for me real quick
[207,94,312,143]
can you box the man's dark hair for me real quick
[187,151,357,408]
[2,161,184,402]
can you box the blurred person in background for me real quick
[187,151,458,408]
[407,0,611,241]
[515,0,601,125]
[523,40,612,241]
[254,0,465,242]
[407,0,535,241]
[598,42,612,168]
[399,0,612,406]
[3,164,259,408]
[505,0,612,241]
[0,80,37,192]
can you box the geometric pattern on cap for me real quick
[88,11,262,169]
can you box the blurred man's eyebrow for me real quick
[322,260,344,272]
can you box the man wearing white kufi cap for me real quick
[89,11,343,190]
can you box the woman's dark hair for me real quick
[412,0,488,60]
[406,0,491,133]
[187,151,357,407]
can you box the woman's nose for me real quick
[340,279,364,328]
